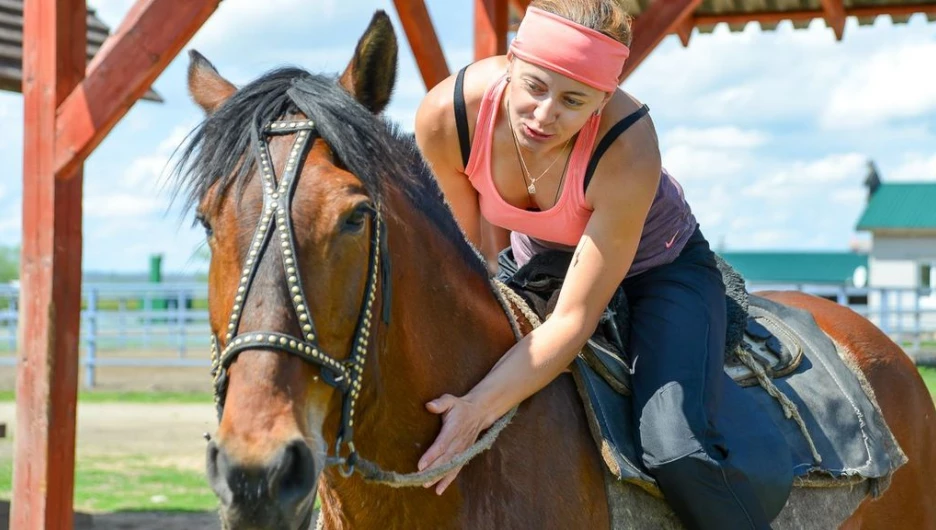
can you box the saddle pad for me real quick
[573,293,907,500]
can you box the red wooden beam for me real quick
[509,0,530,17]
[475,0,511,257]
[53,0,221,179]
[675,16,695,47]
[475,0,509,60]
[820,0,847,40]
[692,4,936,26]
[621,0,702,81]
[13,1,86,528]
[393,0,450,90]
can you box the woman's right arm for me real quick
[414,79,486,258]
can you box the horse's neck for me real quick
[319,210,519,527]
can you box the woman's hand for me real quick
[417,393,492,495]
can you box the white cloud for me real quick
[662,145,749,181]
[742,153,867,199]
[627,16,936,129]
[821,41,936,129]
[831,188,866,205]
[684,183,733,229]
[888,154,936,182]
[84,193,165,218]
[749,228,798,248]
[191,0,347,49]
[663,126,768,149]
[0,206,22,239]
[0,94,22,146]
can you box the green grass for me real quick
[0,390,213,404]
[0,456,218,513]
[901,340,936,349]
[919,366,936,397]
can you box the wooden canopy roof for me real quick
[395,0,936,90]
[620,0,936,34]
[0,0,161,100]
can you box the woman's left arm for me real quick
[418,128,662,494]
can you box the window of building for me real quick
[921,262,934,289]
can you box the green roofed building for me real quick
[855,170,936,291]
[718,252,868,287]
[856,184,936,234]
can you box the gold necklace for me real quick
[506,98,572,195]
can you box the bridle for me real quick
[209,112,391,478]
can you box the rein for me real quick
[209,106,535,487]
[340,279,534,487]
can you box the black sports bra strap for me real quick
[583,104,650,192]
[453,65,471,170]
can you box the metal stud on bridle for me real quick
[209,116,391,477]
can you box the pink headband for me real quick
[508,7,630,93]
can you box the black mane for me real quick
[172,67,486,278]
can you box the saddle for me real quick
[498,249,802,395]
[497,248,907,520]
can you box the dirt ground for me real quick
[0,348,215,394]
[0,401,222,530]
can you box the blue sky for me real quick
[0,1,934,274]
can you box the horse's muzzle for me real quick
[207,438,317,529]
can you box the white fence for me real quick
[747,283,936,359]
[1,282,934,388]
[0,283,210,387]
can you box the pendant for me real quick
[528,183,537,195]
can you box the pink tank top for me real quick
[464,74,599,246]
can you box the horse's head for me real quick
[176,11,422,529]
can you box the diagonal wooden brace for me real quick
[621,0,703,81]
[53,0,221,180]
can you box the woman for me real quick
[413,1,769,528]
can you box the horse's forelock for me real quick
[171,65,487,280]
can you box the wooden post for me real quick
[54,0,222,178]
[13,1,86,528]
[819,0,847,40]
[621,0,702,81]
[475,0,508,60]
[392,0,450,90]
[474,0,512,258]
[15,1,220,527]
[508,0,529,17]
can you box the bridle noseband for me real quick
[209,115,391,477]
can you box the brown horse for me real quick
[176,11,936,530]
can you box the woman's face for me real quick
[506,58,608,153]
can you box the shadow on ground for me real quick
[0,501,221,530]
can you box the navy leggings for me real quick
[621,226,769,529]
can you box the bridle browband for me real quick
[209,114,391,477]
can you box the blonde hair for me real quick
[529,0,633,47]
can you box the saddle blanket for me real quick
[497,247,907,521]
[571,294,907,503]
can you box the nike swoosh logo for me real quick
[664,230,680,249]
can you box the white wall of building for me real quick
[868,233,936,340]
[869,235,936,262]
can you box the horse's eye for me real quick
[341,205,371,234]
[196,214,213,238]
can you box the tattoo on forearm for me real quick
[573,248,582,267]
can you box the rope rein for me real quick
[736,344,822,463]
[346,279,531,487]
[344,276,822,488]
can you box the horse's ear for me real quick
[187,50,237,115]
[339,10,398,114]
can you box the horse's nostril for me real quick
[269,439,316,506]
[206,440,234,506]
